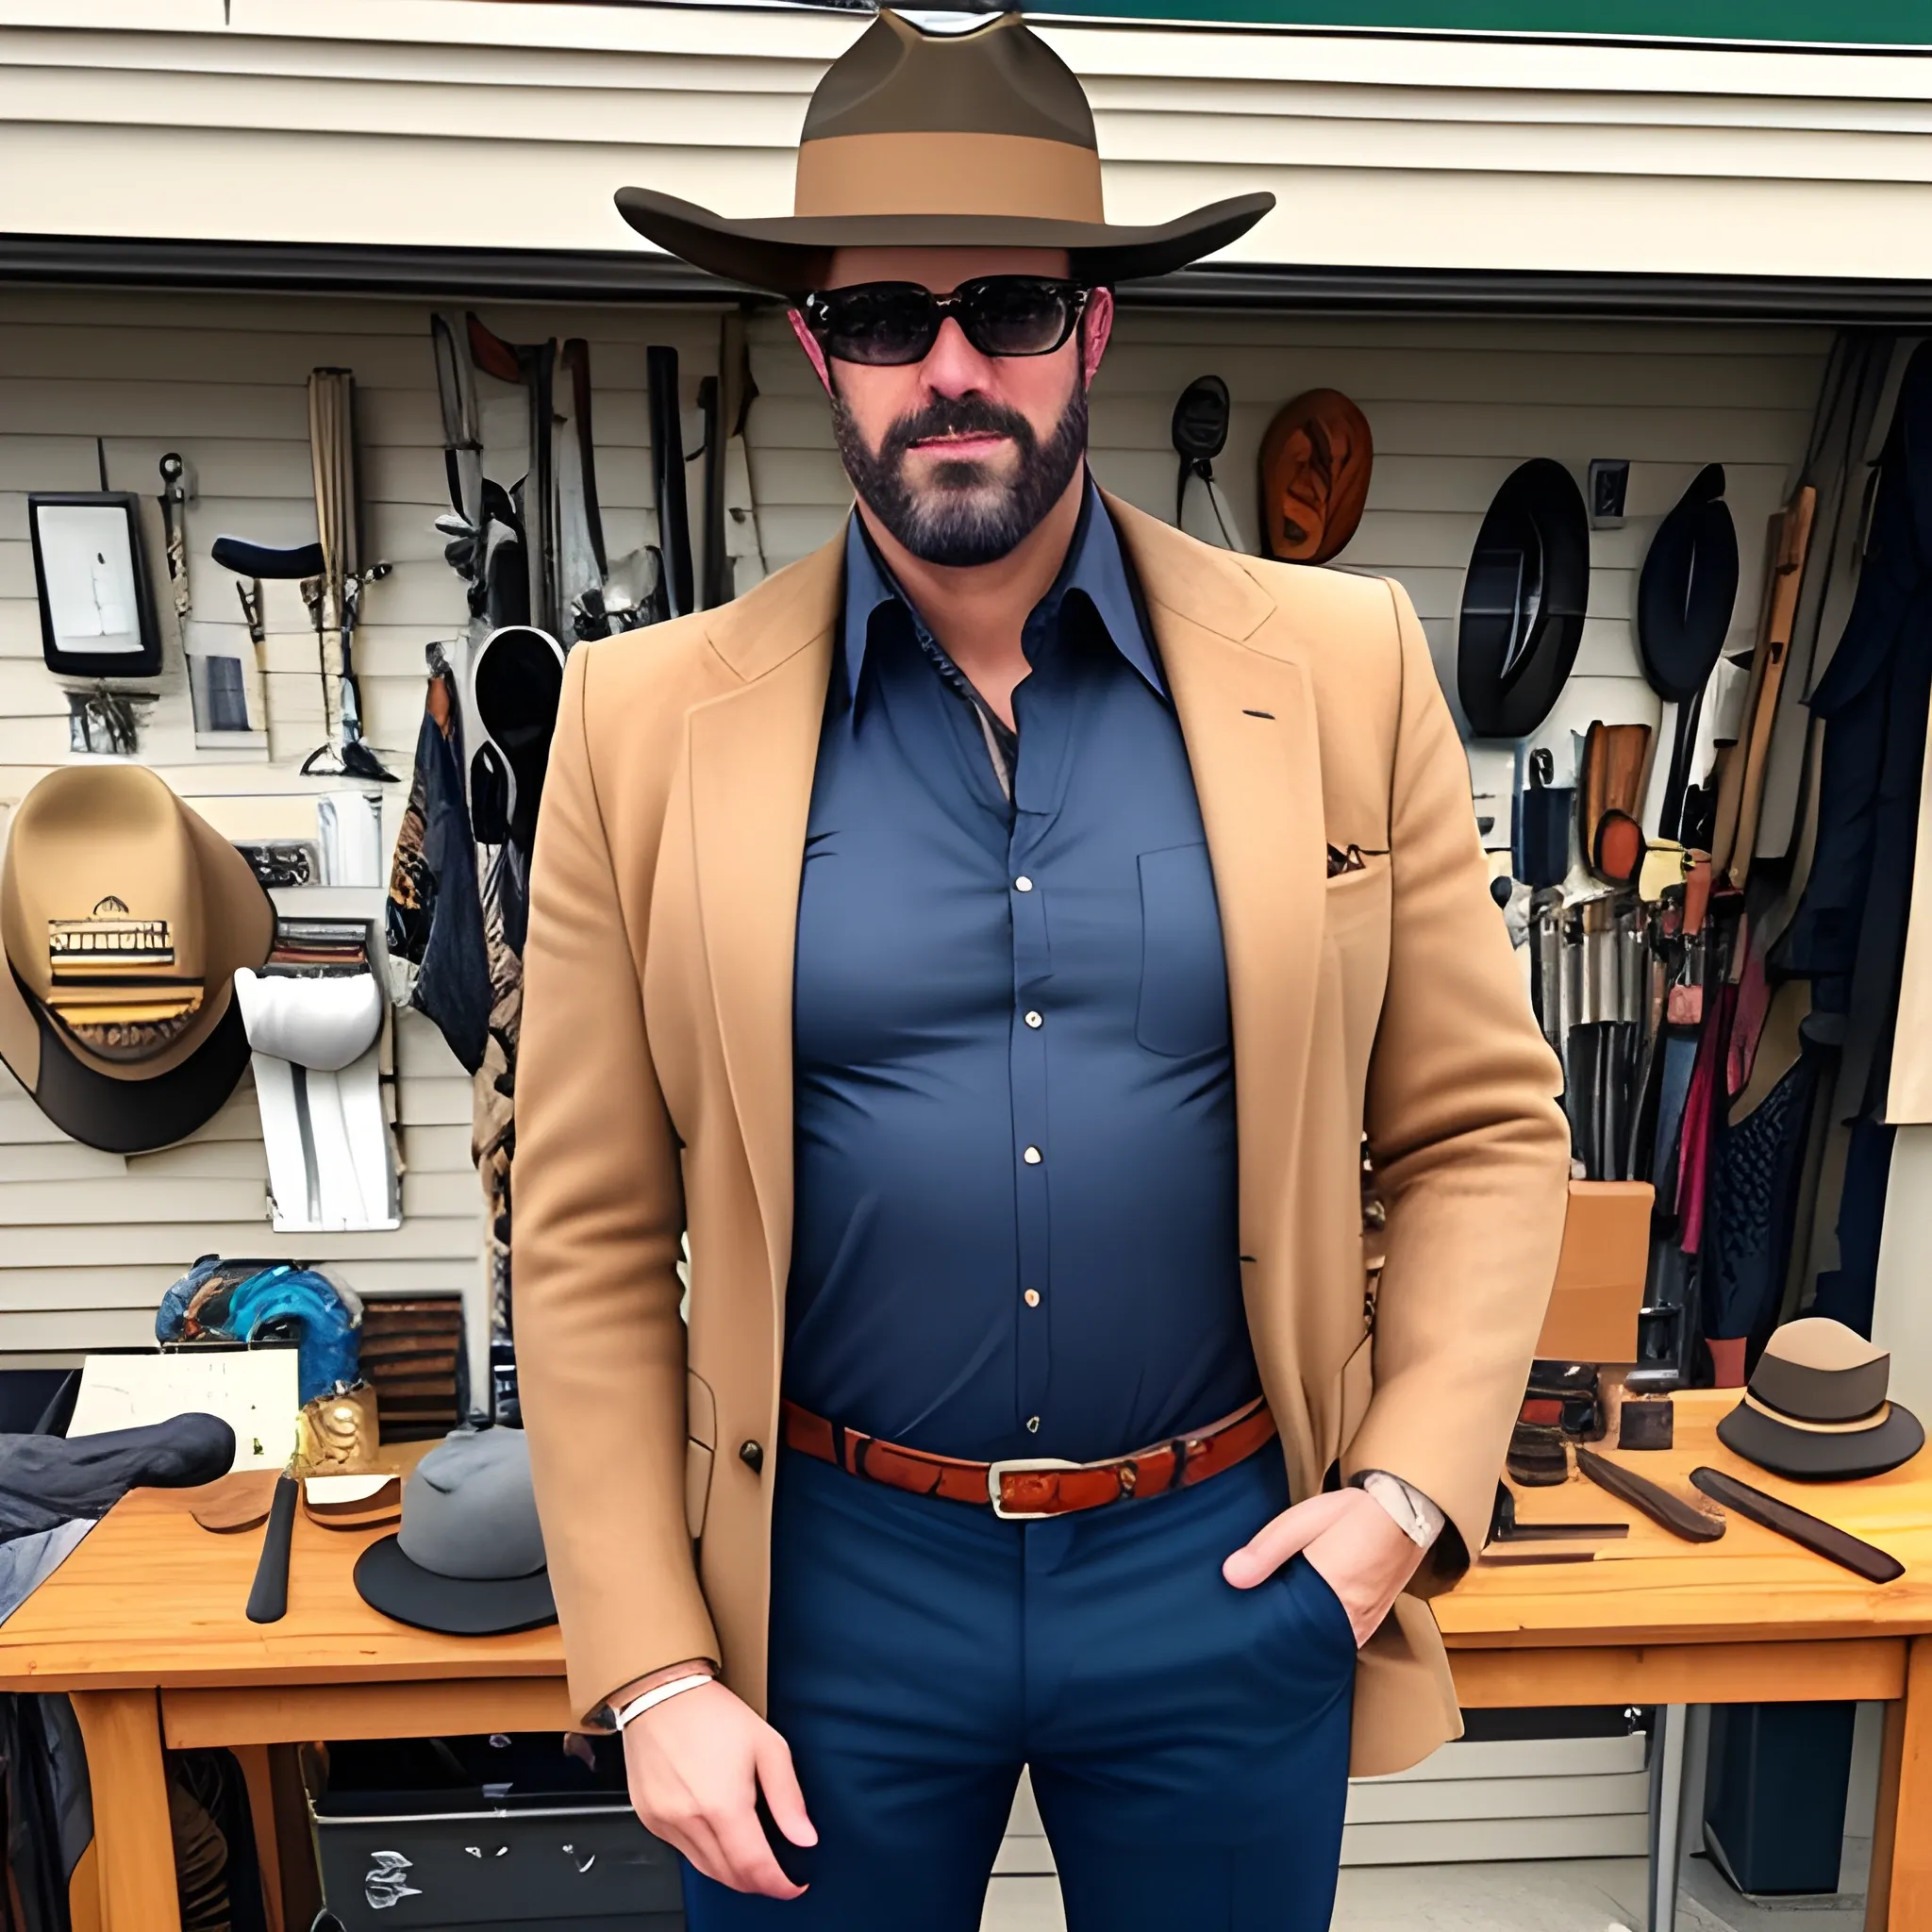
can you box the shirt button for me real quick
[1023,1145,1041,1165]
[1024,1289,1041,1307]
[1014,875,1034,892]
[1024,1010,1042,1028]
[1026,1416,1041,1433]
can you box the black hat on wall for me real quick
[1457,458,1591,740]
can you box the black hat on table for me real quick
[1457,458,1591,740]
[1716,1317,1924,1482]
[354,1426,557,1636]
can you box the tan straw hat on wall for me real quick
[0,766,274,1153]
[614,10,1274,296]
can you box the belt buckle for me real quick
[987,1456,1081,1521]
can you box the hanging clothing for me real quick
[1778,341,1932,1333]
[386,667,491,1076]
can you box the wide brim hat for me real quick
[1639,463,1740,701]
[354,1426,558,1638]
[1716,1316,1925,1482]
[0,766,273,1154]
[1457,458,1591,741]
[613,11,1274,297]
[1259,387,1374,566]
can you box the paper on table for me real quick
[66,1348,300,1471]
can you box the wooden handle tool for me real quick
[245,1469,300,1624]
[1575,1446,1724,1542]
[1690,1467,1902,1583]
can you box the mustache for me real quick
[876,394,1037,466]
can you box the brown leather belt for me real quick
[779,1395,1277,1520]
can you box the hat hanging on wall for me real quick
[0,767,274,1153]
[1716,1317,1924,1482]
[354,1426,557,1636]
[1457,458,1591,740]
[1171,376,1248,552]
[1638,463,1740,841]
[1257,388,1374,566]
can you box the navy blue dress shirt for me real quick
[785,485,1258,1465]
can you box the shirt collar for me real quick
[839,477,1166,708]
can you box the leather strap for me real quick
[779,1396,1277,1518]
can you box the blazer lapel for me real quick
[1110,499,1329,1465]
[689,540,841,1307]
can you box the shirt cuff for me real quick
[1353,1469,1446,1549]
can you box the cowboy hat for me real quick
[1457,458,1591,741]
[1258,388,1374,566]
[0,766,274,1153]
[613,11,1274,296]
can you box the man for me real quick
[516,13,1570,1929]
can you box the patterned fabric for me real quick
[385,666,491,1075]
[1707,1052,1817,1349]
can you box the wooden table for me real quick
[0,1391,1928,1931]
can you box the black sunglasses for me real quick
[801,275,1092,367]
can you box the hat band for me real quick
[793,132,1105,225]
[1741,1389,1891,1435]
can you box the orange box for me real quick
[1535,1179,1654,1363]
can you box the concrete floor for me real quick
[979,1843,1874,1932]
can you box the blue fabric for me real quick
[682,1449,1355,1932]
[155,1256,360,1403]
[787,488,1254,1465]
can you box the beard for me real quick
[831,378,1088,568]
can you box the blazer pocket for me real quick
[685,1369,718,1542]
[1324,853,1391,927]
[1136,842,1231,1058]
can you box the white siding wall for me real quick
[746,304,1832,785]
[5,5,1932,280]
[0,286,724,1372]
[0,288,1834,1374]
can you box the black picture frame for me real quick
[27,491,162,679]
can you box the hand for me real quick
[1223,1487,1425,1645]
[622,1676,817,1897]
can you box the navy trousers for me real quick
[682,1447,1356,1931]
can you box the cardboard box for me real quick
[1535,1180,1654,1363]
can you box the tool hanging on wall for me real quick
[466,317,562,641]
[158,453,192,642]
[1638,464,1740,841]
[1171,375,1247,551]
[307,369,396,779]
[557,337,610,639]
[648,344,696,620]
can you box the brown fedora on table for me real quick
[0,766,273,1153]
[614,10,1274,296]
[1258,388,1374,565]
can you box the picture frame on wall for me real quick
[27,491,162,679]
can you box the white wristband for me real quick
[612,1674,714,1731]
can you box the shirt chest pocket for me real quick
[1136,842,1232,1058]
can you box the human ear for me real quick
[788,309,833,396]
[1079,288,1115,390]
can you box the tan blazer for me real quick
[515,496,1571,1778]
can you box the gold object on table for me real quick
[294,1380,380,1474]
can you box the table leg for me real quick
[1867,1698,1905,1932]
[1883,1635,1932,1930]
[233,1744,284,1932]
[70,1689,183,1932]
[1647,1704,1688,1932]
